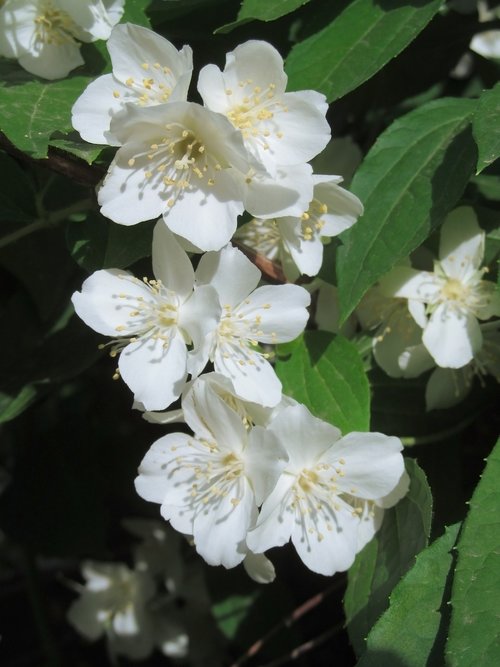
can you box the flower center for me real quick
[34,1,79,45]
[118,62,175,106]
[225,80,286,148]
[131,125,222,208]
[441,277,467,302]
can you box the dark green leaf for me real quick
[344,459,433,656]
[337,98,477,322]
[121,0,152,27]
[357,524,460,667]
[285,0,442,102]
[49,132,104,165]
[217,0,311,33]
[66,214,155,272]
[473,83,500,174]
[0,76,93,158]
[275,331,370,433]
[212,592,259,639]
[0,385,38,424]
[446,438,500,666]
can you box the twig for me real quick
[231,580,342,667]
[0,132,104,187]
[256,623,344,667]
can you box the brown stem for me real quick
[230,580,342,667]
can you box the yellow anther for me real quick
[141,62,149,70]
[128,158,135,167]
[112,90,120,98]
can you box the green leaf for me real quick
[212,592,259,639]
[216,0,311,32]
[344,459,433,656]
[49,132,104,165]
[337,97,477,322]
[66,214,155,272]
[275,331,370,433]
[285,0,442,102]
[473,83,500,174]
[446,438,500,666]
[0,385,39,424]
[357,523,460,667]
[0,75,93,158]
[121,0,152,27]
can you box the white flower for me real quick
[71,221,220,410]
[135,381,288,568]
[380,207,500,368]
[97,101,253,251]
[236,175,363,278]
[189,244,311,406]
[246,404,406,576]
[72,23,193,145]
[198,40,331,177]
[67,561,158,661]
[0,0,124,79]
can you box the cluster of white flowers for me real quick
[67,521,196,661]
[135,373,408,577]
[0,0,124,79]
[69,23,407,588]
[354,207,500,410]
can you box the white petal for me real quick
[98,145,167,225]
[19,42,84,80]
[322,432,405,500]
[439,207,484,278]
[163,171,243,251]
[313,178,363,236]
[398,343,435,378]
[192,478,257,568]
[214,344,283,407]
[108,23,192,101]
[243,552,276,584]
[356,503,383,552]
[246,475,296,553]
[239,284,310,343]
[243,163,314,219]
[279,220,323,276]
[195,244,260,306]
[119,332,187,410]
[152,221,194,300]
[179,285,221,351]
[268,404,341,471]
[134,433,193,504]
[72,74,126,146]
[470,30,500,59]
[71,269,151,336]
[244,426,288,505]
[379,266,442,302]
[422,303,482,368]
[291,501,359,575]
[425,367,473,410]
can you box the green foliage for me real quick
[285,0,441,101]
[0,74,94,158]
[358,523,460,667]
[473,83,500,174]
[66,214,156,272]
[0,152,36,223]
[275,331,370,433]
[217,0,311,32]
[212,592,260,639]
[344,459,433,656]
[336,97,477,322]
[446,439,500,666]
[122,0,152,26]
